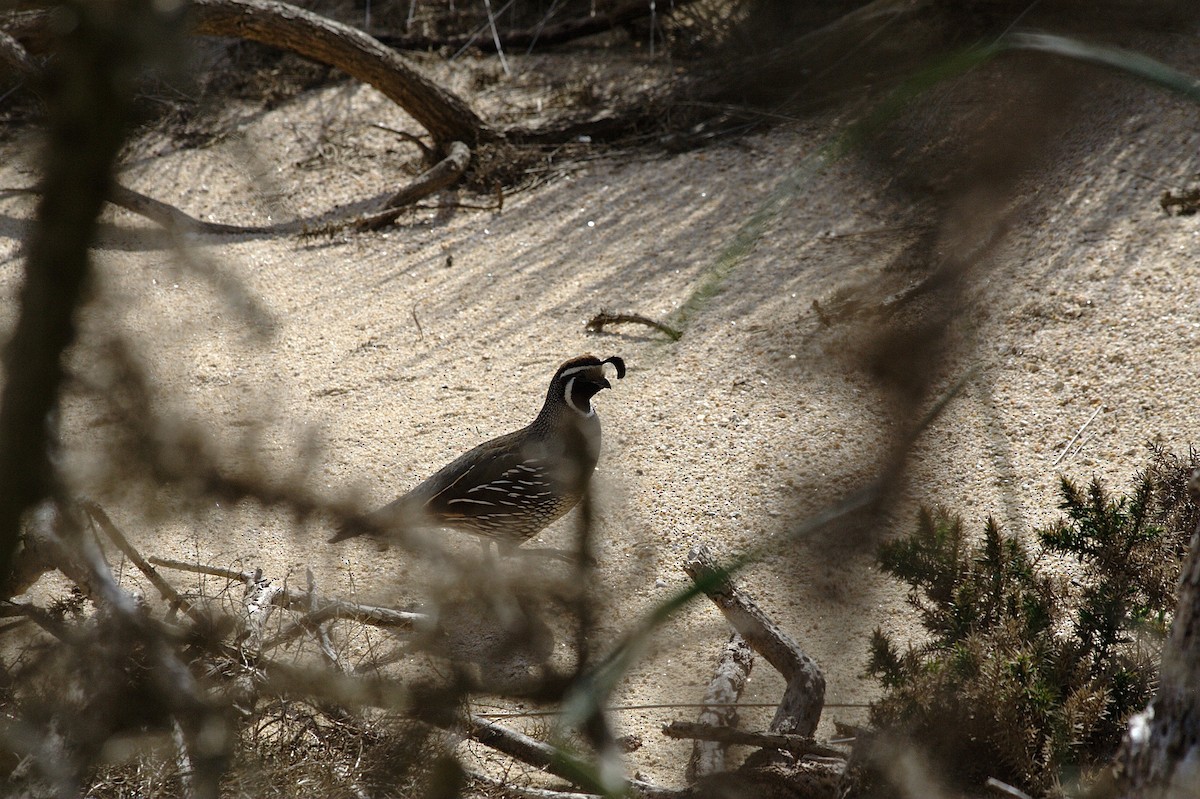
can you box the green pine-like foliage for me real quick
[866,446,1198,796]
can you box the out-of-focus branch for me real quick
[0,1,182,597]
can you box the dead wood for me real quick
[188,0,490,146]
[3,2,490,145]
[466,770,602,799]
[109,182,287,235]
[148,555,427,630]
[458,714,684,799]
[586,311,682,341]
[358,139,472,230]
[666,721,846,760]
[684,544,825,737]
[375,0,703,54]
[687,632,753,781]
[81,500,210,625]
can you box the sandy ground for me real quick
[2,33,1200,791]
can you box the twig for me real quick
[482,0,511,76]
[304,568,342,669]
[80,500,205,624]
[148,555,427,630]
[148,556,246,582]
[1052,404,1102,467]
[466,770,600,799]
[986,777,1035,799]
[369,123,435,159]
[664,721,846,759]
[585,311,681,341]
[457,715,683,799]
[411,303,424,340]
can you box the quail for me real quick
[332,354,626,550]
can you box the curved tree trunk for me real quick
[3,0,492,148]
[189,0,491,147]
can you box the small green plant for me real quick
[867,446,1199,796]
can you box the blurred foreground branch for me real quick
[0,1,181,596]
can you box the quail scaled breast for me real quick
[331,354,626,549]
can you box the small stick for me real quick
[411,303,424,339]
[458,715,682,799]
[585,311,681,341]
[80,501,204,623]
[466,770,600,799]
[148,556,247,583]
[1052,405,1102,467]
[684,544,825,737]
[986,776,1034,799]
[149,555,427,630]
[368,123,434,158]
[664,721,845,759]
[482,0,511,76]
[305,568,343,670]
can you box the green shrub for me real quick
[866,446,1198,796]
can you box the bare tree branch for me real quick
[0,1,172,596]
[460,714,685,799]
[189,0,491,146]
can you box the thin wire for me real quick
[473,701,873,719]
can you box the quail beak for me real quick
[596,376,612,391]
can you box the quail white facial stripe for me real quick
[558,363,601,379]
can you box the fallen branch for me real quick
[684,544,825,736]
[6,1,490,145]
[665,721,846,759]
[459,714,683,799]
[357,140,472,231]
[109,183,285,235]
[466,770,601,799]
[585,311,681,341]
[688,632,753,781]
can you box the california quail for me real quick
[331,354,626,549]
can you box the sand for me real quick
[2,35,1199,790]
